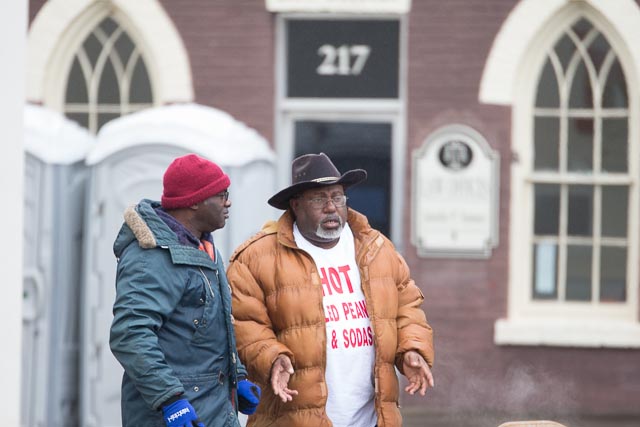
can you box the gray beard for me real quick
[315,217,343,240]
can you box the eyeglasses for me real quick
[306,195,348,209]
[215,190,229,201]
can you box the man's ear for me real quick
[289,197,299,214]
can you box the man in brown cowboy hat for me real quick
[227,153,434,427]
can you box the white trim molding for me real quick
[27,0,193,106]
[266,0,411,14]
[496,318,640,348]
[480,0,640,105]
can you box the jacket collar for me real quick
[121,199,218,269]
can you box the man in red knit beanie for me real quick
[110,153,261,427]
[161,153,231,210]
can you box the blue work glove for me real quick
[237,379,261,415]
[162,398,205,427]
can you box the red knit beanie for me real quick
[161,153,230,209]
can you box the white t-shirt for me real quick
[294,223,377,427]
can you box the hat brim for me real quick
[268,169,367,210]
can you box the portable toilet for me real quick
[22,104,95,427]
[80,103,277,427]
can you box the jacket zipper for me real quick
[198,267,215,298]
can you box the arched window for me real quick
[531,18,629,305]
[64,16,153,134]
[27,0,193,130]
[489,3,640,348]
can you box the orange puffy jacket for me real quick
[227,208,434,427]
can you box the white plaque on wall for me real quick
[412,124,500,258]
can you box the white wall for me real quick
[0,0,27,424]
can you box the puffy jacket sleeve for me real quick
[393,249,435,371]
[227,242,295,385]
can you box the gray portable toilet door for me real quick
[22,104,94,427]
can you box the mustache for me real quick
[321,214,342,225]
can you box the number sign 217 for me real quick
[316,44,371,76]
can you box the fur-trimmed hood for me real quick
[123,204,158,249]
[113,199,219,270]
[113,199,175,258]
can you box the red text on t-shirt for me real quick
[319,265,354,296]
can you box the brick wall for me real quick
[161,0,275,143]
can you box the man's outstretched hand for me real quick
[270,354,299,402]
[402,350,435,396]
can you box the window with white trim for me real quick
[496,13,640,348]
[532,18,629,305]
[64,16,154,134]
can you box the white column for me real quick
[0,0,27,424]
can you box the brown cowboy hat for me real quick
[268,153,367,210]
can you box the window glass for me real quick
[65,58,88,103]
[535,59,560,108]
[114,30,135,65]
[84,33,102,69]
[98,60,120,104]
[601,185,627,238]
[571,18,591,39]
[600,246,626,302]
[129,58,153,103]
[294,120,392,237]
[569,61,593,109]
[534,184,560,235]
[100,16,118,36]
[534,117,559,170]
[567,118,593,171]
[554,33,575,73]
[566,244,592,301]
[602,59,628,108]
[532,241,558,299]
[587,34,609,73]
[567,185,593,236]
[601,118,628,172]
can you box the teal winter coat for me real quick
[109,199,245,427]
